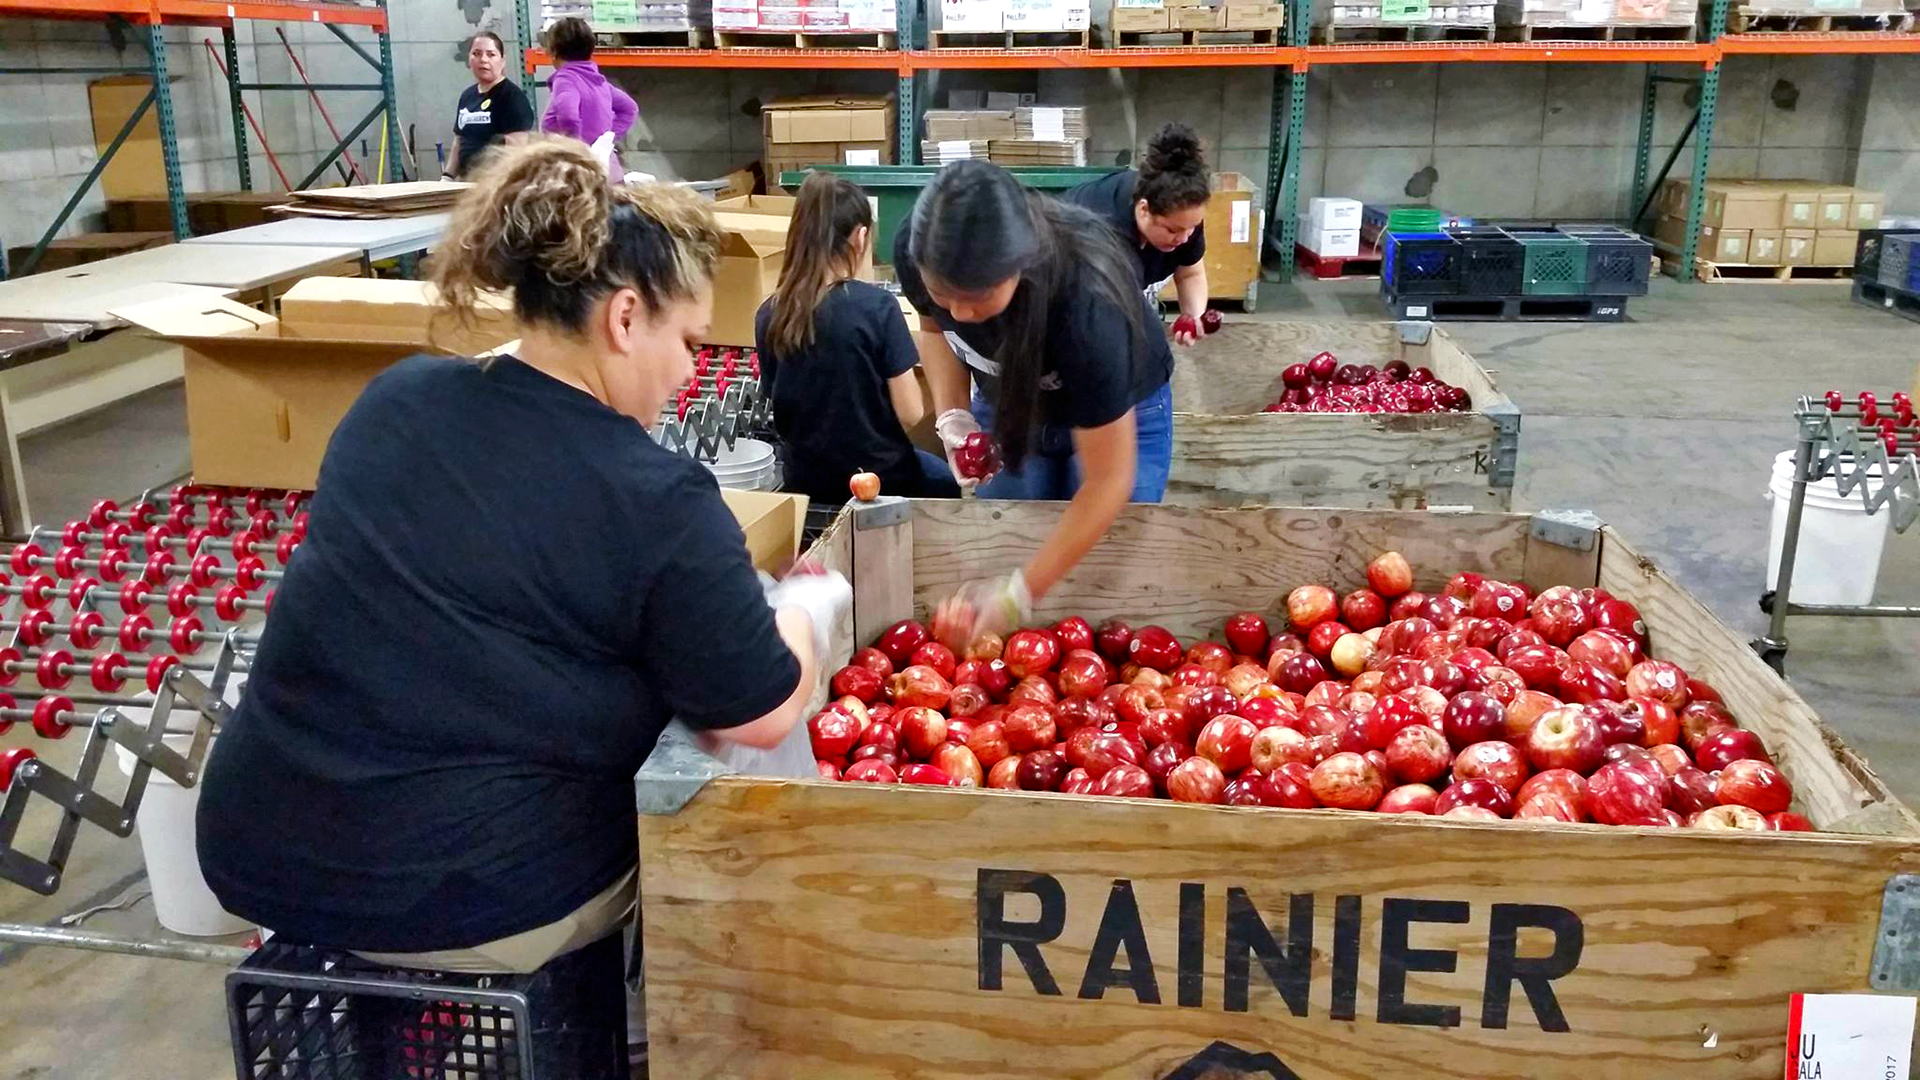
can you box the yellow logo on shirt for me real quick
[482,99,493,110]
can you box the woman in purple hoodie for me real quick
[541,18,638,179]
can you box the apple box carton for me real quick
[110,280,516,491]
[718,489,809,575]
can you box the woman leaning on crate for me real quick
[193,137,849,1059]
[892,158,1174,649]
[756,170,961,503]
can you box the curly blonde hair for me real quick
[432,136,723,343]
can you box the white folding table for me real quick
[182,214,451,266]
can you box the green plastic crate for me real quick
[778,165,1114,266]
[1514,233,1589,296]
[1386,207,1443,233]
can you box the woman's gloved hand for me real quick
[935,409,985,491]
[764,569,853,672]
[931,570,1032,653]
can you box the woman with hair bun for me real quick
[195,138,849,1051]
[1064,122,1214,344]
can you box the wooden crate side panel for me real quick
[1596,527,1915,834]
[1418,325,1511,412]
[809,508,857,668]
[907,503,1529,639]
[1168,413,1506,509]
[1172,323,1403,415]
[641,779,1920,1080]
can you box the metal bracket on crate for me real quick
[1394,320,1434,346]
[0,635,242,896]
[634,721,735,816]
[1797,405,1920,533]
[851,496,912,531]
[1529,509,1603,552]
[1483,402,1521,490]
[1872,874,1920,994]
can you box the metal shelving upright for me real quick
[0,0,404,279]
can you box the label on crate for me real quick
[844,148,881,165]
[593,0,642,19]
[1405,304,1429,317]
[1786,995,1915,1080]
[1382,0,1432,19]
[1231,200,1251,244]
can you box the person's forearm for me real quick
[889,373,928,432]
[443,141,460,177]
[710,605,815,750]
[915,326,971,415]
[1175,263,1209,320]
[1021,450,1133,601]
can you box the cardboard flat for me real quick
[61,242,364,292]
[719,489,810,575]
[1172,3,1224,26]
[0,279,234,328]
[89,77,165,201]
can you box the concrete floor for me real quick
[0,276,1916,1078]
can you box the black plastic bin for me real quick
[1560,226,1654,296]
[1383,232,1462,296]
[1446,226,1524,297]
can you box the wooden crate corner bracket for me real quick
[634,723,735,817]
[1873,873,1920,993]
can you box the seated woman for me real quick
[756,170,960,503]
[195,139,847,1018]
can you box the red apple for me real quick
[1055,695,1115,736]
[1223,612,1270,657]
[808,709,860,760]
[1646,742,1692,776]
[1139,708,1190,749]
[1223,776,1268,807]
[1329,633,1375,678]
[1272,651,1328,695]
[1182,685,1240,729]
[1009,675,1057,708]
[1171,663,1219,689]
[964,633,1004,662]
[1167,756,1228,804]
[1630,697,1681,748]
[1623,659,1688,709]
[1094,763,1154,798]
[1532,599,1590,648]
[831,665,884,704]
[1516,769,1588,819]
[1237,695,1293,728]
[1495,628,1547,663]
[1003,704,1057,753]
[1441,805,1502,821]
[1420,594,1469,630]
[1299,705,1350,739]
[1287,585,1339,630]
[1080,732,1143,780]
[910,642,957,682]
[1003,630,1060,679]
[895,706,949,759]
[1094,619,1134,662]
[1515,793,1581,822]
[1058,767,1096,795]
[1015,749,1066,791]
[1668,766,1718,815]
[1587,761,1666,825]
[852,646,894,679]
[1388,592,1429,622]
[1452,740,1528,794]
[1359,696,1422,750]
[1309,752,1385,810]
[1303,620,1347,660]
[1768,812,1814,832]
[1196,715,1259,773]
[1434,777,1514,818]
[1694,728,1771,772]
[1469,580,1529,621]
[1525,705,1605,774]
[1680,701,1738,751]
[1505,644,1568,690]
[1385,723,1452,784]
[1441,572,1484,601]
[1589,597,1646,645]
[1567,631,1634,679]
[1378,783,1439,814]
[844,758,899,783]
[1129,626,1184,671]
[986,755,1021,789]
[948,683,992,718]
[1716,759,1792,815]
[1692,804,1768,831]
[1260,762,1319,809]
[1249,725,1314,773]
[1441,691,1505,750]
[1558,660,1626,705]
[1366,551,1414,598]
[1687,678,1722,705]
[1144,742,1186,787]
[1223,662,1272,701]
[1476,666,1527,705]
[954,658,1012,697]
[1056,649,1110,699]
[817,760,843,781]
[930,743,985,787]
[1341,590,1388,632]
[1186,641,1235,679]
[876,620,930,668]
[1050,616,1093,654]
[887,665,953,711]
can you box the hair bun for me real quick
[1144,123,1205,174]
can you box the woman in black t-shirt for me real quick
[894,160,1174,647]
[756,172,960,503]
[196,140,849,1053]
[1061,123,1213,345]
[444,31,536,180]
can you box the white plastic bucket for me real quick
[113,732,251,937]
[1765,449,1891,606]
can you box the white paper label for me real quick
[844,148,881,166]
[1231,200,1252,244]
[1030,107,1065,141]
[1789,994,1916,1080]
[1406,305,1429,317]
[936,140,973,159]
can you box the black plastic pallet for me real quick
[1853,278,1920,326]
[1383,292,1629,322]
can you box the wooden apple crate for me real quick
[635,499,1920,1080]
[1171,322,1518,510]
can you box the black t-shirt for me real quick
[452,80,535,177]
[196,355,799,953]
[1063,169,1207,291]
[755,280,923,501]
[893,211,1173,431]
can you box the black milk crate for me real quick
[226,937,627,1079]
[1382,231,1462,296]
[1559,225,1654,296]
[1853,278,1920,327]
[1879,233,1920,292]
[1855,228,1889,282]
[1384,291,1629,323]
[1445,225,1524,297]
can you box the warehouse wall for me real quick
[1850,57,1920,213]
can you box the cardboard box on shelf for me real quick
[1158,173,1260,302]
[1172,3,1224,27]
[1110,3,1170,28]
[1748,228,1782,266]
[1814,229,1858,267]
[1222,0,1284,25]
[108,281,518,491]
[709,214,788,348]
[1297,218,1360,258]
[712,5,760,27]
[1817,188,1852,229]
[1308,196,1363,231]
[763,96,895,178]
[1849,191,1884,231]
[1004,0,1091,28]
[1782,229,1815,267]
[923,109,1018,140]
[939,0,1006,31]
[1780,188,1820,229]
[1701,225,1750,263]
[1703,182,1781,231]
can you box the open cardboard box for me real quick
[111,279,517,491]
[719,489,809,575]
[707,201,874,347]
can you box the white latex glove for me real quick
[935,408,983,491]
[589,131,617,172]
[765,569,852,673]
[932,570,1032,653]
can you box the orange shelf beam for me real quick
[0,0,387,27]
[1304,39,1712,62]
[911,44,1303,67]
[525,44,909,70]
[1718,30,1920,52]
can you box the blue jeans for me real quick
[970,381,1173,503]
[913,449,963,498]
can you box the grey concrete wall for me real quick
[1851,57,1920,214]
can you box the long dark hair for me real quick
[1136,123,1211,215]
[766,171,872,355]
[547,17,595,62]
[909,160,1145,468]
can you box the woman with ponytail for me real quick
[196,138,849,1046]
[892,159,1174,648]
[1065,122,1214,344]
[757,172,958,501]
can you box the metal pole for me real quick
[148,25,190,241]
[1756,427,1816,666]
[1679,0,1730,281]
[378,18,406,182]
[0,923,253,966]
[222,27,251,191]
[324,21,384,72]
[1628,63,1656,226]
[15,89,158,277]
[297,101,386,191]
[1634,107,1697,232]
[895,0,915,166]
[515,0,536,108]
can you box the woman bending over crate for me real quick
[893,159,1175,647]
[194,137,848,1062]
[756,170,961,503]
[1063,122,1213,344]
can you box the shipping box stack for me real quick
[1725,0,1911,32]
[985,106,1088,167]
[1299,196,1364,260]
[1494,0,1697,36]
[1108,0,1284,37]
[541,0,711,44]
[1653,178,1881,280]
[712,0,896,41]
[922,109,1013,162]
[930,0,1090,44]
[762,96,895,176]
[1320,0,1496,41]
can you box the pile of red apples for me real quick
[809,551,1807,832]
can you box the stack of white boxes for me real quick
[1298,197,1362,259]
[543,0,711,32]
[936,0,1090,32]
[712,0,895,32]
